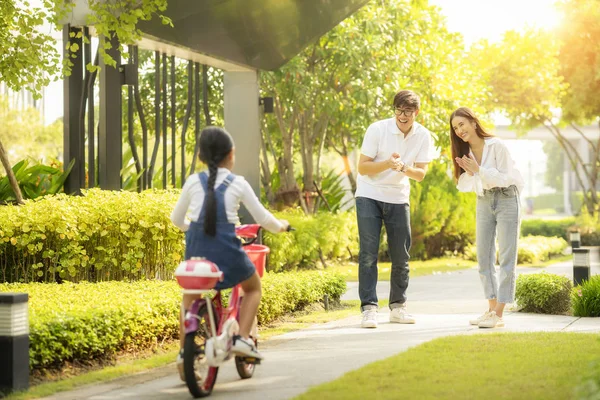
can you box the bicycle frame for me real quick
[184,283,244,367]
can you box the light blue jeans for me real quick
[476,185,521,304]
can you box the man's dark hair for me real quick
[393,90,420,110]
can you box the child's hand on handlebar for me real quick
[279,219,290,232]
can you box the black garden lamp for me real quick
[0,293,29,396]
[573,248,591,287]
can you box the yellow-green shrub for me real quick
[0,189,183,283]
[264,208,358,272]
[0,191,358,281]
[464,235,567,264]
[0,270,345,369]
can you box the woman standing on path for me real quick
[449,107,524,329]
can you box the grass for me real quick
[295,332,600,400]
[331,257,477,282]
[4,300,367,400]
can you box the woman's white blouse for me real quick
[457,137,525,196]
[170,168,284,233]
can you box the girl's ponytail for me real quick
[198,126,234,236]
[204,160,219,235]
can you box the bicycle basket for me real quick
[243,244,270,278]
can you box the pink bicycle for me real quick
[174,224,271,398]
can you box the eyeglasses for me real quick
[394,108,416,117]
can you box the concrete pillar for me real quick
[224,70,260,223]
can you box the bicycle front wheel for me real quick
[183,301,219,398]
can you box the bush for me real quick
[515,272,572,314]
[464,236,568,264]
[572,275,600,317]
[0,270,345,369]
[516,236,568,264]
[0,189,184,283]
[266,209,358,272]
[520,218,576,241]
[0,190,357,281]
[407,159,476,259]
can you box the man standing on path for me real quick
[356,90,434,328]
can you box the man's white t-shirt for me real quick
[356,118,434,204]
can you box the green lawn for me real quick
[295,332,600,400]
[331,258,478,282]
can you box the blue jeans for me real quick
[356,197,411,311]
[476,185,521,303]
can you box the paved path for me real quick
[42,257,600,400]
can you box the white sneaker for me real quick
[469,311,491,326]
[478,311,505,328]
[231,336,264,359]
[361,309,378,328]
[389,305,416,324]
[176,351,185,382]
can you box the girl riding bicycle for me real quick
[170,126,289,372]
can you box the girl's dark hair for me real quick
[449,107,494,182]
[198,126,234,236]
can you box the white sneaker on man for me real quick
[469,311,491,326]
[389,305,416,324]
[478,311,504,328]
[361,309,378,328]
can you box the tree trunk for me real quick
[298,109,330,212]
[544,120,598,217]
[260,125,275,205]
[0,138,24,204]
[273,96,299,206]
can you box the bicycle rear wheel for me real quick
[183,301,219,398]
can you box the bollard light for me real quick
[570,230,581,249]
[0,293,29,396]
[573,248,591,286]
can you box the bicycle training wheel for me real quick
[235,316,258,379]
[183,301,220,398]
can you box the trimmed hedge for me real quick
[515,272,572,314]
[520,216,600,246]
[0,190,358,282]
[0,189,183,283]
[520,218,576,241]
[572,276,600,317]
[464,235,568,264]
[0,270,346,369]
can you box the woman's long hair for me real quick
[198,126,234,236]
[449,107,494,182]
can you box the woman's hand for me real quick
[457,154,480,175]
[455,157,474,176]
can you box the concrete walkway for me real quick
[42,259,600,400]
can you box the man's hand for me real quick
[387,152,402,171]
